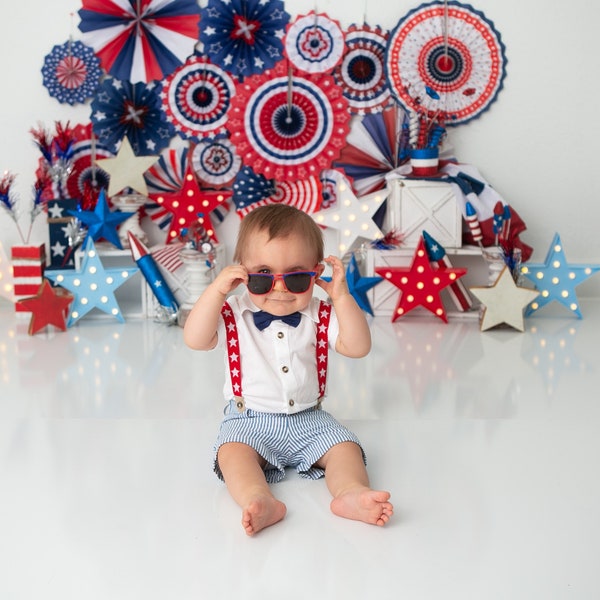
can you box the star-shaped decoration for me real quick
[45,237,138,326]
[375,236,467,323]
[520,233,600,318]
[68,189,134,249]
[95,137,158,196]
[346,254,382,315]
[470,266,540,332]
[15,279,74,335]
[148,164,231,244]
[312,177,388,254]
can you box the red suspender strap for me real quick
[221,302,245,411]
[316,300,332,400]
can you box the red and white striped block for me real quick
[11,244,46,313]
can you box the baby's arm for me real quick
[316,256,371,358]
[183,265,248,351]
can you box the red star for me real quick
[149,164,231,244]
[375,237,467,323]
[16,279,74,335]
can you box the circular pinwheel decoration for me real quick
[161,55,236,141]
[385,1,507,125]
[91,77,174,155]
[78,0,201,83]
[284,12,345,74]
[333,24,391,115]
[227,61,350,181]
[191,138,242,188]
[42,39,102,105]
[199,0,290,80]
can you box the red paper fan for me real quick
[227,61,350,181]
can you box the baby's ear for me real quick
[316,263,326,277]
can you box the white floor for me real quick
[1,299,600,600]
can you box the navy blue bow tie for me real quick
[252,310,302,331]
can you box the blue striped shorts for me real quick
[213,400,366,483]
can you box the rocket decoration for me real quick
[127,231,178,319]
[520,233,600,318]
[375,236,467,323]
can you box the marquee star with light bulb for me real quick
[148,164,231,244]
[520,232,600,318]
[312,177,388,255]
[45,237,138,326]
[375,236,467,323]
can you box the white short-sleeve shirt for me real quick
[216,291,339,414]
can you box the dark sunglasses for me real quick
[246,271,317,295]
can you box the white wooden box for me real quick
[384,179,462,248]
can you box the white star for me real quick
[48,203,64,219]
[51,241,66,257]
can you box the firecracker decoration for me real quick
[375,235,466,323]
[470,266,540,332]
[45,237,138,325]
[11,244,46,314]
[15,279,74,335]
[520,233,600,318]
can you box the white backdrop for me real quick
[2,0,599,296]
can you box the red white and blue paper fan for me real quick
[227,60,350,181]
[91,77,174,155]
[284,12,345,75]
[232,165,276,211]
[199,0,290,80]
[385,1,507,125]
[334,104,410,195]
[161,55,236,141]
[319,169,346,209]
[333,24,391,115]
[41,39,102,105]
[191,138,241,188]
[78,0,200,83]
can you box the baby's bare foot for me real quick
[242,496,287,536]
[330,488,393,526]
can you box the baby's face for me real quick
[241,230,323,316]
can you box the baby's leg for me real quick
[217,442,286,535]
[317,442,393,526]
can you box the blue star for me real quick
[46,237,138,326]
[521,232,600,318]
[346,254,383,316]
[69,189,134,249]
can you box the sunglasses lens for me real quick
[247,274,273,294]
[283,273,312,293]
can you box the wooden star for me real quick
[148,164,231,244]
[16,279,73,335]
[470,266,540,332]
[375,236,467,323]
[96,137,158,196]
[520,232,600,318]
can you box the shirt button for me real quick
[277,332,284,339]
[288,399,295,407]
[281,366,289,373]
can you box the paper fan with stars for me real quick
[161,55,237,141]
[227,60,351,181]
[385,1,507,125]
[191,138,242,188]
[91,77,174,156]
[42,39,102,105]
[199,0,290,80]
[284,12,346,75]
[333,23,391,115]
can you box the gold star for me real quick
[470,266,540,332]
[96,137,157,196]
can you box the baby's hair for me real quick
[234,204,324,264]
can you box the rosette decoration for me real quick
[333,23,391,115]
[199,0,291,80]
[161,55,236,141]
[385,1,507,125]
[191,138,242,188]
[284,12,345,74]
[226,60,351,181]
[41,39,102,105]
[90,77,174,155]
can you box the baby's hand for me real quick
[211,265,248,296]
[316,255,350,301]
